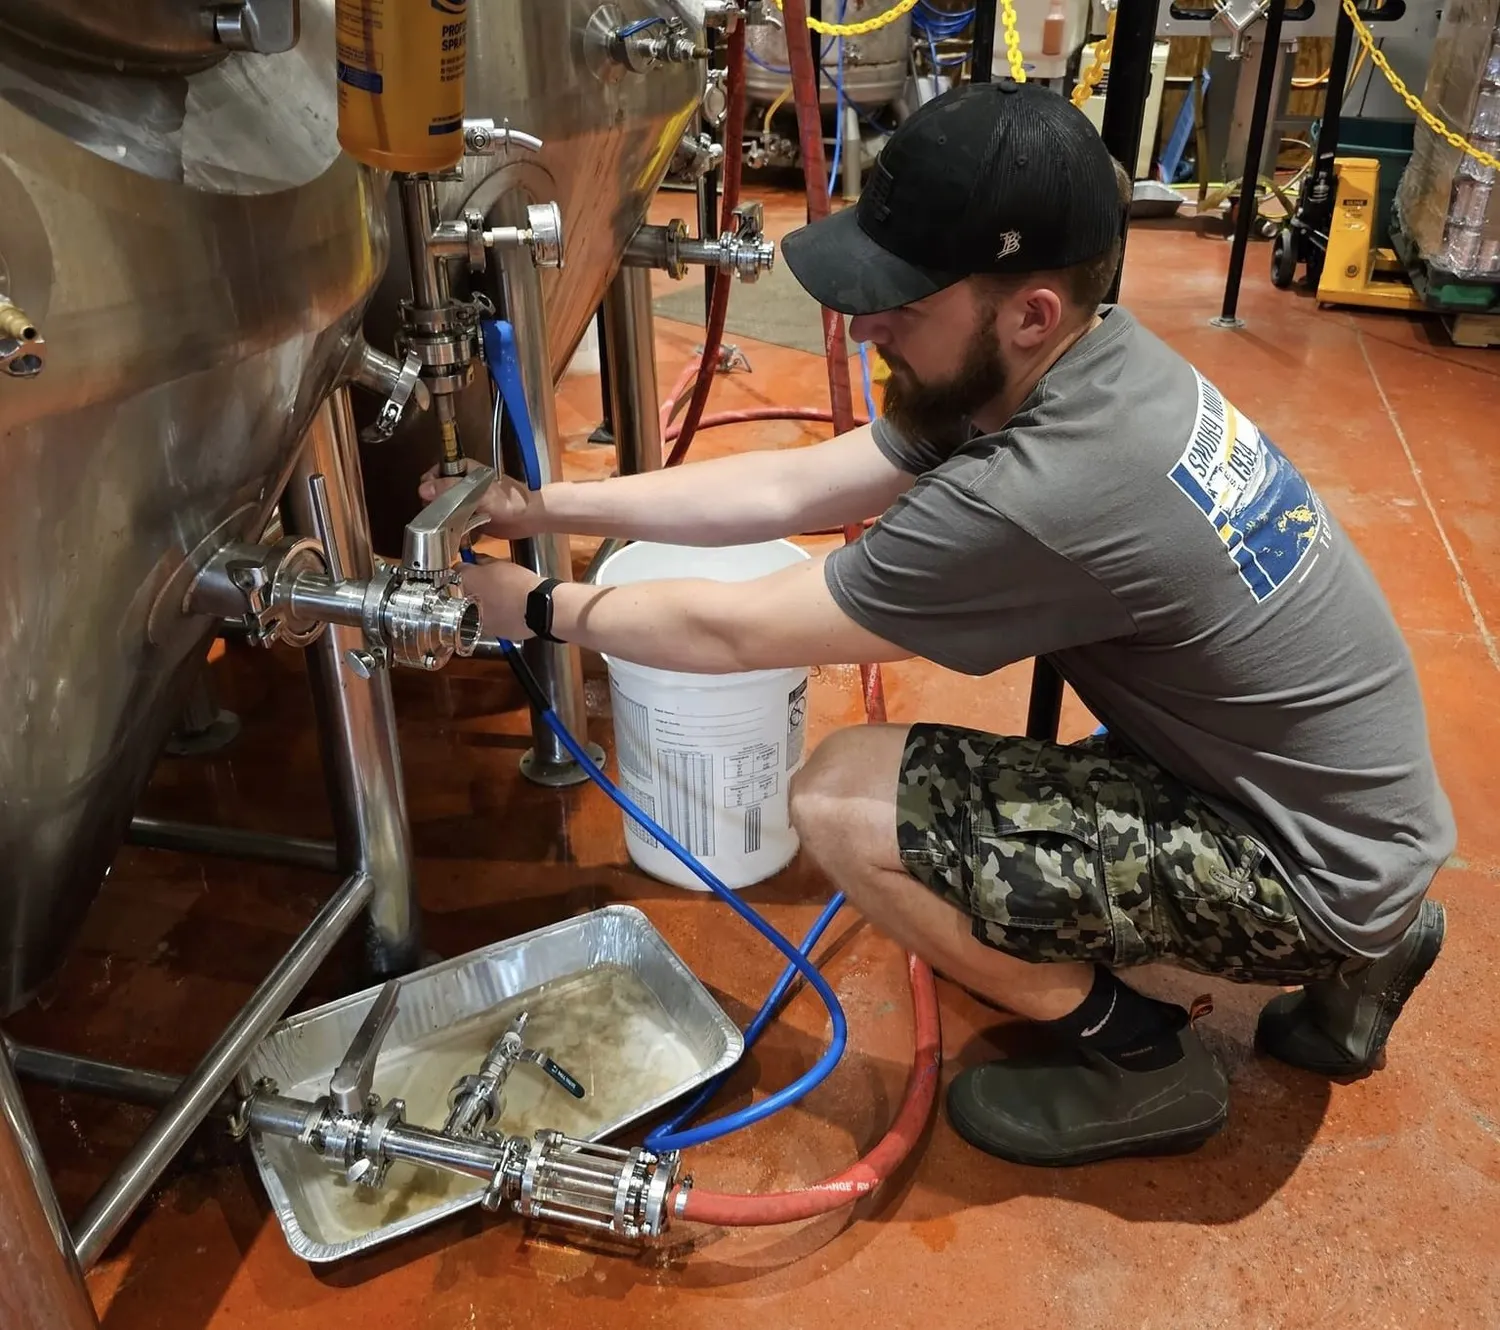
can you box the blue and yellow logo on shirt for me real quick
[1168,372,1327,603]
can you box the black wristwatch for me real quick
[524,577,563,643]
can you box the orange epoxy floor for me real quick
[9,188,1500,1329]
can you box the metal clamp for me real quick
[671,131,725,182]
[351,344,430,441]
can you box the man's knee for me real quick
[790,723,910,864]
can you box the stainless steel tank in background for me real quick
[0,1,387,1015]
[355,0,707,553]
[744,0,912,108]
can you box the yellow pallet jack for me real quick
[1309,156,1424,312]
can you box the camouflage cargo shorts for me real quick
[897,723,1351,984]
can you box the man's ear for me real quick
[1009,284,1065,349]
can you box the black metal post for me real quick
[589,305,615,445]
[1022,0,1161,742]
[970,0,996,81]
[1214,0,1289,326]
[1292,1,1357,287]
[1099,0,1164,301]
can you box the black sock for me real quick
[1040,965,1190,1071]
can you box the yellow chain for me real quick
[1070,6,1115,107]
[998,0,1027,81]
[1340,0,1500,173]
[772,0,920,38]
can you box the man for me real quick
[433,81,1454,1167]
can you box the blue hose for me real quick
[467,329,852,1152]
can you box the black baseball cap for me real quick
[781,80,1124,316]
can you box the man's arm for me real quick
[462,553,912,673]
[421,425,913,548]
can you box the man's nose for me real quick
[848,313,881,344]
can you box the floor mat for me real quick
[652,258,850,357]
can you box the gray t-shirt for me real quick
[826,306,1453,957]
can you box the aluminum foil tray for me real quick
[243,904,742,1262]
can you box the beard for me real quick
[877,316,1008,457]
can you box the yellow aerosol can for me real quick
[334,0,470,173]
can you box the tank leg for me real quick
[164,669,241,757]
[583,265,663,586]
[0,1040,100,1329]
[284,390,422,979]
[491,190,603,788]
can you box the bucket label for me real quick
[620,774,659,850]
[787,681,808,769]
[657,749,716,858]
[614,691,652,780]
[725,772,778,809]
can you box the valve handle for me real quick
[521,1049,585,1099]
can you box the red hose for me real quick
[676,954,941,1226]
[662,21,747,470]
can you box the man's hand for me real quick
[418,462,540,540]
[460,557,542,641]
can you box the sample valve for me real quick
[623,205,776,282]
[443,1011,585,1140]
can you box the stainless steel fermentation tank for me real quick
[0,0,743,1312]
[0,0,392,1017]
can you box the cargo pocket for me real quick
[963,783,1116,964]
[1164,828,1316,982]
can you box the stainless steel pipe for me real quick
[5,1039,237,1116]
[247,1093,502,1180]
[284,393,422,979]
[602,265,663,478]
[584,263,664,584]
[492,189,599,787]
[0,1043,98,1329]
[127,817,339,874]
[71,871,375,1270]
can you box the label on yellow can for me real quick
[335,0,470,174]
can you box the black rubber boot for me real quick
[1255,897,1445,1077]
[946,1023,1229,1167]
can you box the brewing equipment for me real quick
[0,0,795,1318]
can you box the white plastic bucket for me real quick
[595,540,812,891]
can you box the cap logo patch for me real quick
[995,230,1022,260]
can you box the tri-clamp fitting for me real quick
[184,466,493,671]
[1212,0,1270,58]
[427,203,565,274]
[623,204,776,282]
